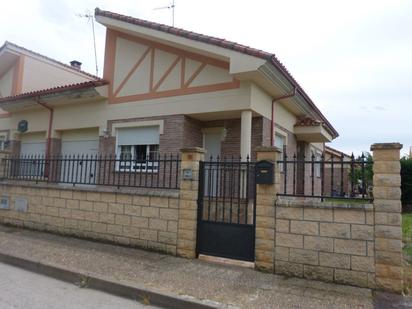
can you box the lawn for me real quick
[403,213,412,294]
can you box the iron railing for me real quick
[277,153,373,201]
[199,156,255,225]
[1,154,181,189]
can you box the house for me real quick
[324,145,352,197]
[0,9,338,179]
[0,41,102,155]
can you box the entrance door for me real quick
[203,131,221,159]
[196,159,256,262]
[203,130,222,197]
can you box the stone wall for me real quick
[274,199,375,288]
[0,183,180,255]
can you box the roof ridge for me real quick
[94,8,338,138]
[1,41,101,81]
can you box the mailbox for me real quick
[255,160,274,184]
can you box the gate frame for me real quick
[195,158,257,262]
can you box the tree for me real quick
[349,152,373,197]
[401,157,412,209]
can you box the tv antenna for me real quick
[154,0,175,27]
[76,11,99,76]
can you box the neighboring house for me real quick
[0,9,339,183]
[324,145,352,197]
[0,41,101,154]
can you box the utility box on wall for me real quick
[255,160,274,184]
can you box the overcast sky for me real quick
[1,0,411,156]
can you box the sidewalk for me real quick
[0,225,376,308]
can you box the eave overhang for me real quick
[0,83,108,113]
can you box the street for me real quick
[0,263,159,309]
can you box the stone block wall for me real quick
[274,199,375,288]
[0,183,180,255]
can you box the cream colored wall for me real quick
[113,35,236,98]
[21,56,93,93]
[0,118,11,132]
[51,101,107,136]
[107,83,250,121]
[0,66,14,98]
[274,101,297,132]
[60,128,99,141]
[250,83,272,118]
[9,108,48,140]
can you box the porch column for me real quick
[240,110,252,160]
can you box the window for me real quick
[116,126,160,172]
[274,133,286,172]
[0,136,5,151]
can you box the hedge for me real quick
[401,158,412,207]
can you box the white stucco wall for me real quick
[21,56,93,93]
[0,66,14,98]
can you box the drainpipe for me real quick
[270,86,297,146]
[35,97,54,176]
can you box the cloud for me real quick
[0,0,410,154]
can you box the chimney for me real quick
[70,60,82,70]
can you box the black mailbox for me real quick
[255,160,274,184]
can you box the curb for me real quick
[0,251,219,309]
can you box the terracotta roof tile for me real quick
[94,8,338,138]
[0,80,108,103]
[295,117,324,127]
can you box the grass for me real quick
[323,197,371,205]
[403,213,412,241]
[403,213,412,294]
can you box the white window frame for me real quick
[115,124,160,173]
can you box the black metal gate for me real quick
[196,158,256,262]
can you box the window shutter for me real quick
[117,126,160,145]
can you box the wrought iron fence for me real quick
[199,156,255,225]
[1,154,181,189]
[277,153,373,201]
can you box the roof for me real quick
[95,8,339,138]
[0,41,100,80]
[0,80,108,103]
[325,145,351,158]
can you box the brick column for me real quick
[371,143,404,293]
[177,147,205,258]
[255,146,280,272]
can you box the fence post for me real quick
[177,147,205,258]
[371,143,403,293]
[255,146,281,272]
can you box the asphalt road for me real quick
[0,263,159,309]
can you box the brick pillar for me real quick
[255,146,280,272]
[371,143,404,293]
[177,147,205,258]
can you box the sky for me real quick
[0,0,411,156]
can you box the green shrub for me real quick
[401,158,412,208]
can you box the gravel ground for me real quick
[0,226,374,309]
